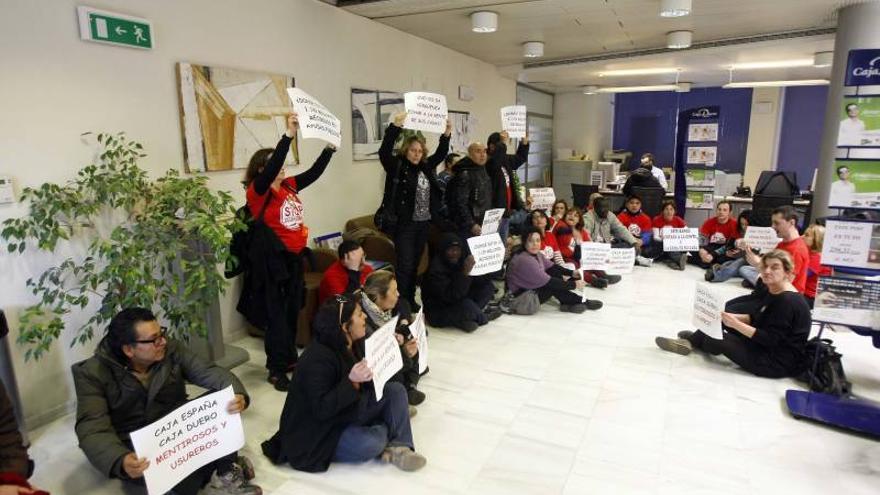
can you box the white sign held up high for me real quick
[692,283,723,339]
[129,386,245,495]
[500,105,527,138]
[404,92,448,134]
[365,316,403,401]
[467,234,505,276]
[287,88,342,148]
[481,208,505,236]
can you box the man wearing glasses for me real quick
[72,308,261,495]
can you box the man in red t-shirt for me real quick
[691,201,740,268]
[617,195,654,266]
[739,205,809,292]
[318,240,374,305]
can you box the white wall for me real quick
[0,0,515,429]
[552,92,615,162]
[743,87,784,189]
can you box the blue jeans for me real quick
[332,381,414,463]
[711,258,746,283]
[739,265,759,285]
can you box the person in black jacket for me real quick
[447,142,494,240]
[486,131,529,241]
[262,296,426,473]
[621,156,662,198]
[378,112,451,310]
[422,233,501,332]
[239,113,336,391]
[655,250,811,378]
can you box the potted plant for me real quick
[1,132,244,361]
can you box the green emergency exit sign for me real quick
[77,6,153,50]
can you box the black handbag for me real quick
[374,165,402,235]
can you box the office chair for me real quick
[631,186,665,217]
[571,183,599,210]
[751,195,794,227]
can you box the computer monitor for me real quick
[602,150,632,170]
[596,161,620,184]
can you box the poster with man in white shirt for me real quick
[838,102,867,146]
[829,165,857,207]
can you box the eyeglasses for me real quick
[335,291,361,327]
[134,327,167,346]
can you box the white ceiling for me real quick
[336,0,875,92]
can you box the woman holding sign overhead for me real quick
[655,250,811,378]
[262,295,426,473]
[376,111,451,310]
[241,113,336,391]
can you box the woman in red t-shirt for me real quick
[802,224,832,307]
[530,209,564,265]
[243,113,336,390]
[646,200,688,270]
[548,199,569,232]
[554,207,610,288]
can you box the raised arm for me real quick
[378,113,406,173]
[293,146,336,191]
[512,137,530,170]
[254,114,298,195]
[426,118,452,168]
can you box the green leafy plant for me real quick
[1,132,245,360]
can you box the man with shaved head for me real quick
[447,141,493,240]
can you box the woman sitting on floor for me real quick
[554,206,610,289]
[361,271,425,406]
[262,296,426,473]
[548,199,569,231]
[530,209,565,265]
[802,223,832,308]
[655,249,811,378]
[645,200,688,270]
[507,226,602,313]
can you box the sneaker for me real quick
[408,405,418,418]
[635,255,654,267]
[589,277,608,289]
[457,320,479,333]
[381,446,427,472]
[655,337,692,356]
[603,274,622,285]
[704,269,715,282]
[677,330,694,341]
[560,303,587,314]
[235,455,255,481]
[407,388,426,406]
[485,307,503,321]
[583,299,603,310]
[202,469,262,495]
[267,373,289,392]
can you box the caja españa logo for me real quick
[852,56,880,79]
[692,108,718,118]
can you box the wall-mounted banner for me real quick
[404,92,448,134]
[130,386,244,495]
[686,146,717,165]
[685,191,714,210]
[685,169,715,187]
[692,283,723,339]
[821,220,880,269]
[481,208,505,236]
[828,159,880,209]
[662,227,700,252]
[365,316,403,401]
[743,226,782,253]
[287,88,342,148]
[529,187,556,213]
[838,96,880,147]
[844,49,880,87]
[500,105,528,138]
[687,123,718,142]
[813,276,880,330]
[466,235,506,276]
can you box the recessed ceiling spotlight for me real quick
[813,51,834,68]
[667,30,692,49]
[523,41,544,58]
[582,85,600,94]
[471,11,498,33]
[660,0,692,17]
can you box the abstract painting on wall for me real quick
[351,88,404,161]
[176,63,299,173]
[448,110,471,154]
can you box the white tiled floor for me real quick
[26,264,880,494]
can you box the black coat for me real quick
[622,167,662,197]
[486,141,529,215]
[422,233,472,307]
[378,124,449,227]
[447,158,493,231]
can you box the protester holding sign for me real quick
[689,201,740,269]
[529,210,565,266]
[263,297,426,473]
[72,308,258,495]
[553,207,610,288]
[242,112,336,391]
[486,130,529,241]
[705,210,754,283]
[377,112,451,310]
[733,206,809,293]
[422,233,500,332]
[655,250,811,378]
[583,196,640,275]
[447,142,493,239]
[646,200,688,270]
[617,195,656,267]
[361,271,425,406]
[507,227,603,313]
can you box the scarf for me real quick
[361,292,393,328]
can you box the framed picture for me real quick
[176,63,299,173]
[448,110,470,154]
[351,88,404,161]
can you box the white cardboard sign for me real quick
[500,105,527,138]
[821,220,878,269]
[481,208,505,236]
[606,247,635,275]
[404,92,448,134]
[365,316,403,401]
[580,242,612,270]
[129,386,244,495]
[743,226,781,253]
[692,283,723,339]
[662,227,700,252]
[529,187,556,213]
[409,308,428,374]
[467,234,506,276]
[286,88,342,147]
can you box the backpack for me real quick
[508,290,540,315]
[798,338,852,396]
[225,193,271,279]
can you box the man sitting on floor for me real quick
[318,240,373,305]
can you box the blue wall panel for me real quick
[776,85,829,190]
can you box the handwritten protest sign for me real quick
[467,234,505,276]
[663,227,699,252]
[481,208,505,236]
[692,283,723,339]
[410,308,429,374]
[365,316,403,401]
[744,226,781,253]
[287,88,341,147]
[606,247,635,275]
[404,92,448,134]
[500,105,527,138]
[130,386,244,495]
[529,187,556,213]
[580,242,612,270]
[821,220,878,269]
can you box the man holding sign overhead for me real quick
[486,129,529,242]
[72,308,259,495]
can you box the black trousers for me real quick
[123,452,236,495]
[688,243,730,268]
[425,277,495,327]
[643,241,685,263]
[689,329,788,378]
[264,250,303,375]
[394,220,431,307]
[534,266,582,306]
